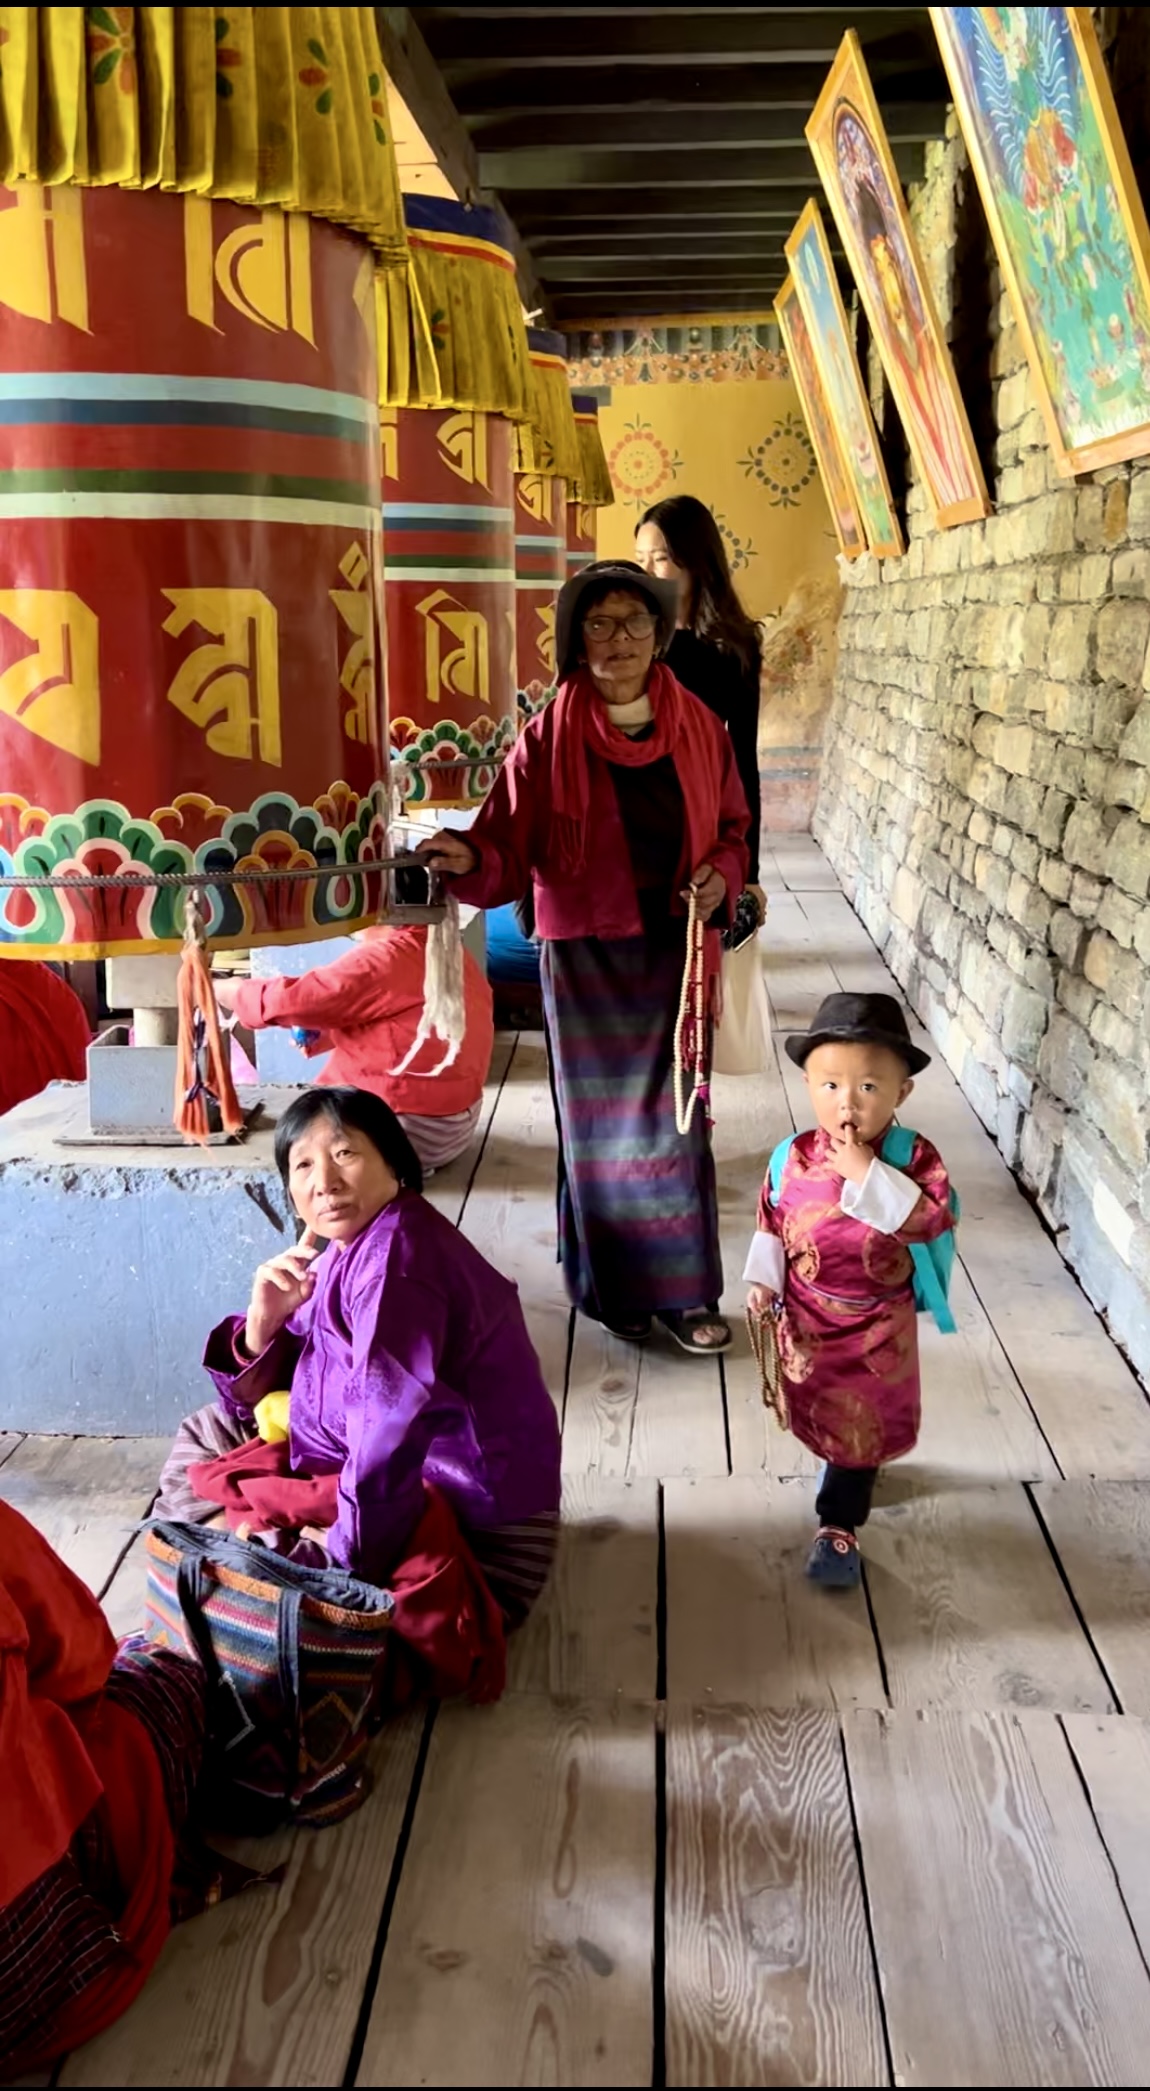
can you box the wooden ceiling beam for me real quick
[483,143,922,190]
[420,9,929,69]
[449,59,945,116]
[536,255,798,282]
[374,7,550,317]
[468,102,947,152]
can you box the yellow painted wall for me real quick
[594,377,838,621]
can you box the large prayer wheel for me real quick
[515,328,577,721]
[384,199,522,808]
[0,183,385,959]
[566,394,605,575]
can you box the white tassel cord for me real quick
[391,891,467,1077]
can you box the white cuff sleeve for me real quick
[839,1157,922,1234]
[743,1231,787,1290]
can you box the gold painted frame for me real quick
[775,275,868,560]
[784,203,904,559]
[931,6,1150,476]
[807,30,990,529]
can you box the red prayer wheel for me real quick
[383,198,520,810]
[0,183,385,959]
[515,329,570,722]
[566,393,603,577]
[383,404,516,810]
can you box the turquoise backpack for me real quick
[767,1123,960,1334]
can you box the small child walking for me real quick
[744,992,955,1588]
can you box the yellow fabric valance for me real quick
[570,398,614,507]
[514,329,581,481]
[379,195,533,416]
[0,5,408,267]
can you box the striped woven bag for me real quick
[144,1521,394,1832]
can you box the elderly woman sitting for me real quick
[423,560,749,1355]
[157,1087,561,1632]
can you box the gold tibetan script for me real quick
[163,591,282,766]
[416,590,489,712]
[437,411,489,489]
[330,543,376,744]
[0,592,100,764]
[537,605,557,679]
[380,406,400,482]
[0,185,89,330]
[185,198,315,342]
[516,474,552,525]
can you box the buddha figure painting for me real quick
[807,33,990,529]
[932,5,1150,474]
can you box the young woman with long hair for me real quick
[635,494,765,918]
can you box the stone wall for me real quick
[814,18,1150,1384]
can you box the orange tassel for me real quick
[173,891,244,1144]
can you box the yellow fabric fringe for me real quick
[0,4,408,266]
[514,349,581,481]
[388,219,532,417]
[571,406,615,507]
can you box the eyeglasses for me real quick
[582,611,657,642]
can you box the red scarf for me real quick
[549,661,725,885]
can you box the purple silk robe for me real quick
[203,1192,561,1585]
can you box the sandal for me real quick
[600,1315,652,1344]
[657,1309,732,1355]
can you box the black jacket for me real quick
[664,628,762,884]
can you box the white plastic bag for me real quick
[712,934,772,1076]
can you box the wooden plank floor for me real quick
[9,833,1150,2087]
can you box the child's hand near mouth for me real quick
[829,1120,874,1185]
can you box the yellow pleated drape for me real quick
[571,408,615,507]
[0,4,408,266]
[513,335,581,480]
[377,200,533,417]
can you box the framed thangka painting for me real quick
[784,203,904,558]
[932,8,1150,476]
[807,31,991,529]
[775,276,867,559]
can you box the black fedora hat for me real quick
[785,991,931,1076]
[554,559,679,681]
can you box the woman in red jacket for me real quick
[216,921,494,1174]
[423,561,749,1355]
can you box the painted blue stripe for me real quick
[0,371,377,423]
[384,564,516,583]
[0,397,369,440]
[515,534,566,550]
[383,504,514,525]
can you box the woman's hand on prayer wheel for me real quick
[682,862,726,923]
[244,1229,323,1358]
[418,831,480,879]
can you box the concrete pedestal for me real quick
[0,1084,299,1436]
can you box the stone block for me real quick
[1127,468,1150,540]
[997,1093,1024,1168]
[1134,908,1150,965]
[1059,972,1097,1028]
[1096,596,1150,686]
[1085,1058,1149,1172]
[1106,812,1150,899]
[994,722,1034,775]
[1059,552,1113,603]
[1096,683,1143,751]
[1063,802,1113,874]
[1104,479,1130,547]
[1051,908,1086,969]
[1090,1003,1138,1061]
[1113,545,1150,595]
[1038,1011,1095,1105]
[997,364,1034,430]
[1006,871,1053,940]
[1069,868,1105,919]
[1104,882,1145,949]
[891,865,924,930]
[1103,759,1147,810]
[1120,697,1150,764]
[1046,604,1092,681]
[1042,681,1081,738]
[1039,849,1073,900]
[1019,1094,1062,1196]
[1013,833,1040,878]
[971,712,1000,758]
[1001,981,1050,1068]
[1075,484,1105,551]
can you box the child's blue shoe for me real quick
[806,1526,861,1589]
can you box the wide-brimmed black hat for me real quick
[785,991,931,1075]
[555,559,679,680]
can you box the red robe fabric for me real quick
[0,1503,176,2062]
[0,962,91,1117]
